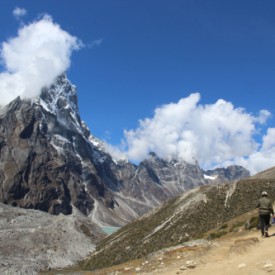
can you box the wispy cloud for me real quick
[106,93,274,175]
[0,15,82,106]
[90,38,103,48]
[13,7,27,20]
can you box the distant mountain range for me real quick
[0,75,249,227]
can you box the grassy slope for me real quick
[78,174,275,271]
[43,166,274,273]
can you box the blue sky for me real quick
[1,1,275,174]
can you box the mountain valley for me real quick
[75,167,275,272]
[0,75,269,275]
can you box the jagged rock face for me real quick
[0,75,250,226]
[108,154,250,216]
[0,76,111,216]
[205,165,250,183]
[114,153,206,204]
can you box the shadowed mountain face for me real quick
[0,76,113,218]
[0,75,250,227]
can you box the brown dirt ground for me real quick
[49,225,275,275]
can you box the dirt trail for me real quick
[47,226,275,275]
[158,227,275,275]
[80,227,275,275]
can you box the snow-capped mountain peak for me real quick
[39,75,77,114]
[37,74,84,135]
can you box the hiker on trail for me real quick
[257,191,274,238]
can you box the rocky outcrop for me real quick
[205,165,250,184]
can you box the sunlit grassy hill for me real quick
[79,166,275,271]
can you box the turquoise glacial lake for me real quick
[101,226,120,235]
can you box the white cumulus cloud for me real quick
[0,15,82,106]
[230,128,275,175]
[106,93,273,175]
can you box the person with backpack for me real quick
[257,191,274,237]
